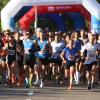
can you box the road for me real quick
[0,84,100,100]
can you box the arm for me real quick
[80,44,86,57]
[2,43,8,56]
[16,44,22,52]
[61,50,66,64]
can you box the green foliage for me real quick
[0,0,9,31]
[97,0,100,3]
[0,0,9,11]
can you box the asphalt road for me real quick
[0,84,100,100]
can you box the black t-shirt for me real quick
[0,40,3,57]
[8,41,16,60]
[16,40,24,56]
[0,40,3,49]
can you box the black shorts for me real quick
[50,58,62,66]
[17,55,24,66]
[7,56,16,65]
[50,54,62,65]
[1,56,6,61]
[75,55,85,63]
[64,60,75,69]
[39,57,50,65]
[23,54,36,68]
[85,61,97,71]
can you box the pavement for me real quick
[0,83,100,100]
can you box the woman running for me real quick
[61,39,78,90]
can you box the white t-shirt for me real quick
[79,37,88,45]
[81,42,99,64]
[51,41,65,53]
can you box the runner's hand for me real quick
[63,60,67,64]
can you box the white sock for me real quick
[76,71,79,84]
[74,73,77,82]
[25,77,29,83]
[36,75,39,82]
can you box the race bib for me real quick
[8,50,15,55]
[89,54,95,58]
[68,55,75,61]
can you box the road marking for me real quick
[27,91,34,96]
[26,99,32,100]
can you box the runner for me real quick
[0,33,3,84]
[50,32,65,85]
[61,39,78,90]
[23,31,36,88]
[1,30,11,85]
[81,33,99,90]
[35,30,51,88]
[73,31,84,84]
[6,34,17,87]
[14,32,24,86]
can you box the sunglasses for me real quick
[26,34,29,35]
[5,32,10,34]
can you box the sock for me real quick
[25,77,29,84]
[76,71,79,84]
[74,73,77,82]
[36,74,39,82]
[88,81,91,84]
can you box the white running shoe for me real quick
[40,80,44,88]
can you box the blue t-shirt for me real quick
[38,40,48,50]
[23,39,36,54]
[74,39,83,51]
[32,34,39,41]
[35,40,49,58]
[63,47,78,61]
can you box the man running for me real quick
[81,33,99,90]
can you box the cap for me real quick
[36,28,43,33]
[55,32,59,36]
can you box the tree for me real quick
[0,0,9,11]
[97,0,100,3]
[0,0,9,31]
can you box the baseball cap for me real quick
[36,28,43,33]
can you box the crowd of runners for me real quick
[0,28,100,90]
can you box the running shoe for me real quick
[88,83,91,90]
[25,78,29,88]
[91,83,95,88]
[40,79,44,88]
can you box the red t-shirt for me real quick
[2,36,9,47]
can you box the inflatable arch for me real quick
[18,5,90,31]
[1,0,100,33]
[19,12,85,32]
